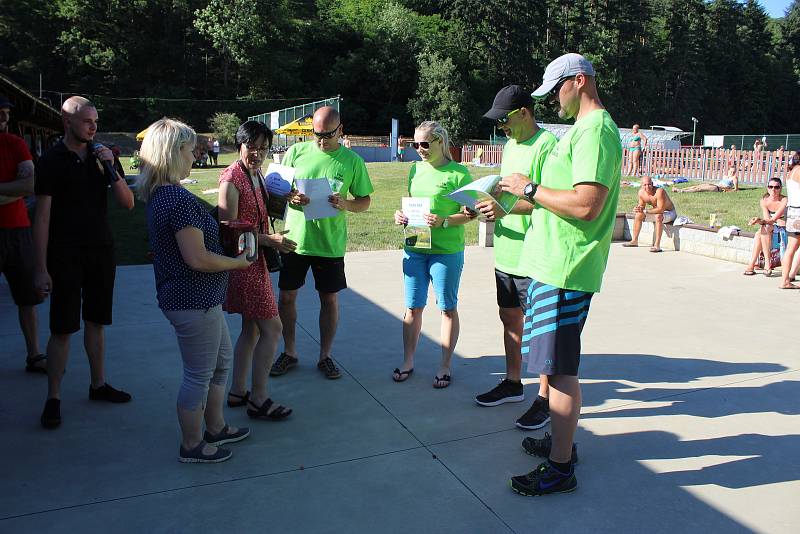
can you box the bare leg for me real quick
[45,333,71,399]
[760,225,773,270]
[318,291,338,361]
[249,317,282,406]
[177,405,206,450]
[400,307,424,371]
[498,306,523,382]
[547,374,582,464]
[204,382,227,434]
[538,375,550,399]
[652,214,664,249]
[18,305,42,358]
[437,309,459,380]
[780,236,800,288]
[230,318,257,397]
[628,211,644,245]
[83,321,106,389]
[790,243,800,280]
[278,289,298,357]
[745,231,763,272]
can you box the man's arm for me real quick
[0,160,34,196]
[95,145,134,209]
[332,194,370,213]
[499,173,608,221]
[110,174,135,209]
[510,198,534,214]
[32,195,52,297]
[644,189,668,214]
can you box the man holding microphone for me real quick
[35,96,135,429]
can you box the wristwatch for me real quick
[442,217,449,228]
[523,182,538,203]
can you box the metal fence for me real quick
[248,96,340,130]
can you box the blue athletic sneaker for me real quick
[510,460,577,496]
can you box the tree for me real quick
[408,50,471,143]
[209,112,241,144]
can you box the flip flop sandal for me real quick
[392,368,414,382]
[433,374,451,389]
[743,270,756,276]
[621,243,638,248]
[649,247,663,253]
[247,398,293,421]
[25,354,48,374]
[227,391,250,408]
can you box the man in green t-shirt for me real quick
[473,86,558,433]
[270,107,374,380]
[499,53,622,496]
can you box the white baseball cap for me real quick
[532,53,596,99]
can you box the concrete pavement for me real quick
[1,245,798,533]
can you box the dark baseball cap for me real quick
[483,85,533,120]
[0,95,14,109]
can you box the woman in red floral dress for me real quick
[218,121,296,420]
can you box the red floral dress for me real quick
[219,162,278,320]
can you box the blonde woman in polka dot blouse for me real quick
[137,118,253,464]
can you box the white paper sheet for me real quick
[401,197,430,227]
[295,178,339,221]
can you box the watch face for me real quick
[524,183,533,196]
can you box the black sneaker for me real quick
[510,460,577,496]
[521,432,579,464]
[41,398,61,429]
[515,396,550,430]
[475,379,525,406]
[89,383,132,403]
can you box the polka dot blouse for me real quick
[146,185,228,311]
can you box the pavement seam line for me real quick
[293,319,517,534]
[0,445,426,522]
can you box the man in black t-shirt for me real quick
[33,96,135,429]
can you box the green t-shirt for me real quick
[520,109,621,293]
[494,129,558,276]
[405,160,472,255]
[283,141,374,257]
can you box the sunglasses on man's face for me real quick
[550,76,577,98]
[768,185,781,189]
[313,124,341,139]
[412,138,438,150]
[496,108,521,125]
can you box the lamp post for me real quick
[691,117,699,147]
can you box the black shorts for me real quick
[278,252,347,293]
[48,246,116,334]
[495,269,532,310]
[0,227,42,306]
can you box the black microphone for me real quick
[91,143,120,183]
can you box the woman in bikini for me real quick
[625,124,647,176]
[743,178,787,276]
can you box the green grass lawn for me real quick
[111,153,768,265]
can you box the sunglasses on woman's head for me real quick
[412,138,438,150]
